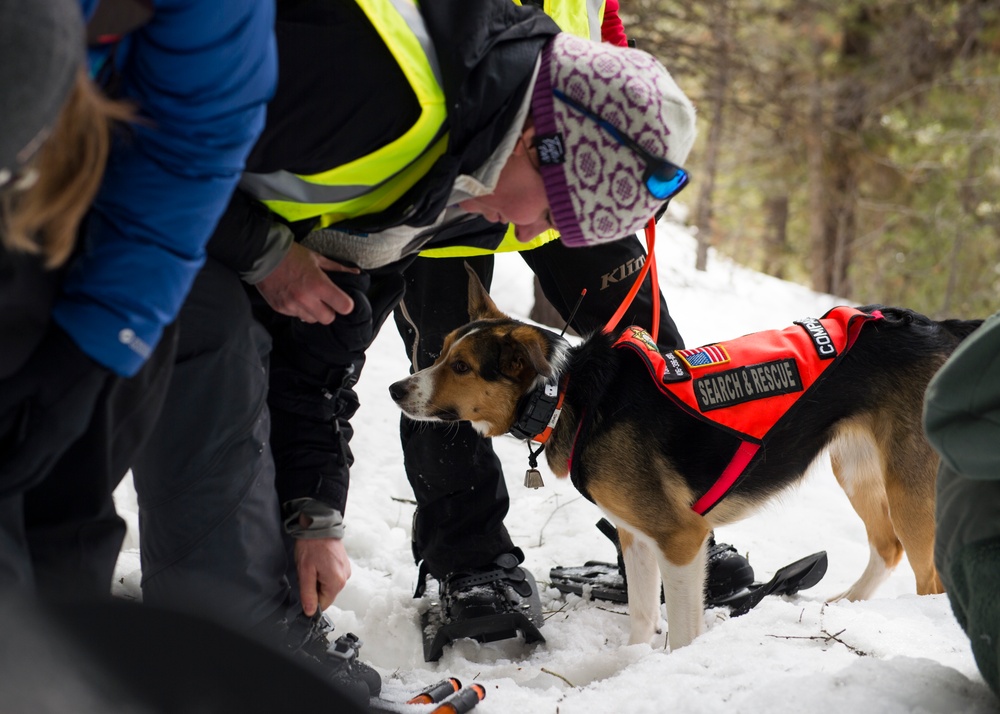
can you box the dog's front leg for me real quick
[659,535,708,651]
[619,527,661,645]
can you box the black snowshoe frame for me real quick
[549,519,828,616]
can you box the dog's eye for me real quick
[451,360,470,375]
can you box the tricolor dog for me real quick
[389,264,982,650]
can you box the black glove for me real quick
[0,323,111,496]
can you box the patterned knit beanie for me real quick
[530,33,696,247]
[0,0,84,186]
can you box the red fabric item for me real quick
[600,0,628,47]
[613,306,878,442]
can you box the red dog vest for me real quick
[612,306,880,514]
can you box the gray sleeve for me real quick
[282,497,345,540]
[243,221,295,284]
[300,221,439,269]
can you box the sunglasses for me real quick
[552,88,690,201]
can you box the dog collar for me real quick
[509,374,568,444]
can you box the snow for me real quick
[113,213,997,713]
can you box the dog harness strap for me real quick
[601,218,659,340]
[445,555,533,598]
[691,441,760,515]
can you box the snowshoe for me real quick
[420,553,546,662]
[724,550,829,616]
[549,519,756,607]
[549,519,826,615]
[546,560,630,603]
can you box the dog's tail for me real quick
[859,305,983,344]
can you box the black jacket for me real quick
[210,0,561,514]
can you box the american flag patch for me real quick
[675,344,730,369]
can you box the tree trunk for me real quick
[806,48,829,293]
[693,0,731,272]
[763,195,789,279]
[817,6,872,297]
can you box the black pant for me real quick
[132,259,291,630]
[132,256,407,631]
[0,323,178,595]
[0,245,177,597]
[23,322,178,597]
[392,236,684,579]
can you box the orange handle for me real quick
[407,678,461,705]
[429,684,486,714]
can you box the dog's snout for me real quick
[388,379,409,403]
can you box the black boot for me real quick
[263,609,382,705]
[705,534,756,606]
[419,552,545,662]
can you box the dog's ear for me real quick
[500,326,554,381]
[465,262,506,321]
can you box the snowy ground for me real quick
[113,214,998,713]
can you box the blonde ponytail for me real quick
[2,70,133,268]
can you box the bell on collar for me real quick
[524,468,545,489]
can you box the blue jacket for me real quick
[55,0,276,376]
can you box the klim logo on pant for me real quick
[600,257,645,290]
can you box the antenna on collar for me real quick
[560,289,587,338]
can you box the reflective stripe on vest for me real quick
[240,0,447,224]
[419,0,604,259]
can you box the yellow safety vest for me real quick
[240,0,448,226]
[419,0,606,258]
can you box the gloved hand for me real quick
[0,323,111,496]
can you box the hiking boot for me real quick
[420,553,545,661]
[272,610,381,704]
[705,536,755,606]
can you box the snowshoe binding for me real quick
[272,610,382,708]
[419,552,545,662]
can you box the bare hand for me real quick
[295,537,351,616]
[256,242,358,323]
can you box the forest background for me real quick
[620,0,1000,318]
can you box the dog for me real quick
[389,264,982,650]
